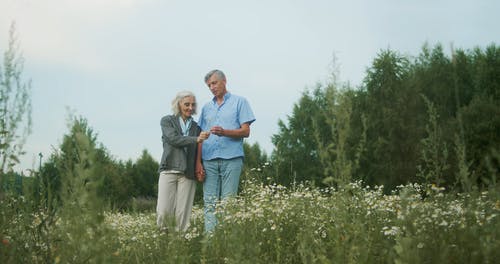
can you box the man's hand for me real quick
[210,123,250,138]
[210,126,224,136]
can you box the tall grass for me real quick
[1,174,499,263]
[417,95,449,187]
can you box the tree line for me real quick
[270,43,500,192]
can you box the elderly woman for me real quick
[157,91,209,231]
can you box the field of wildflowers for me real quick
[1,177,499,263]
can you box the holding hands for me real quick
[196,165,205,182]
[196,131,209,182]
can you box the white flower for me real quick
[382,226,400,236]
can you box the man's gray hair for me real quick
[204,69,226,83]
[171,90,197,115]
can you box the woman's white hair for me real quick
[171,90,197,115]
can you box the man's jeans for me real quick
[203,157,243,232]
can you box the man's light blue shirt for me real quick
[198,92,255,160]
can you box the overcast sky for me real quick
[1,0,499,172]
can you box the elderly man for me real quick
[196,69,255,232]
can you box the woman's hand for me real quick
[197,131,210,143]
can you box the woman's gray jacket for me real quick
[159,115,201,180]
